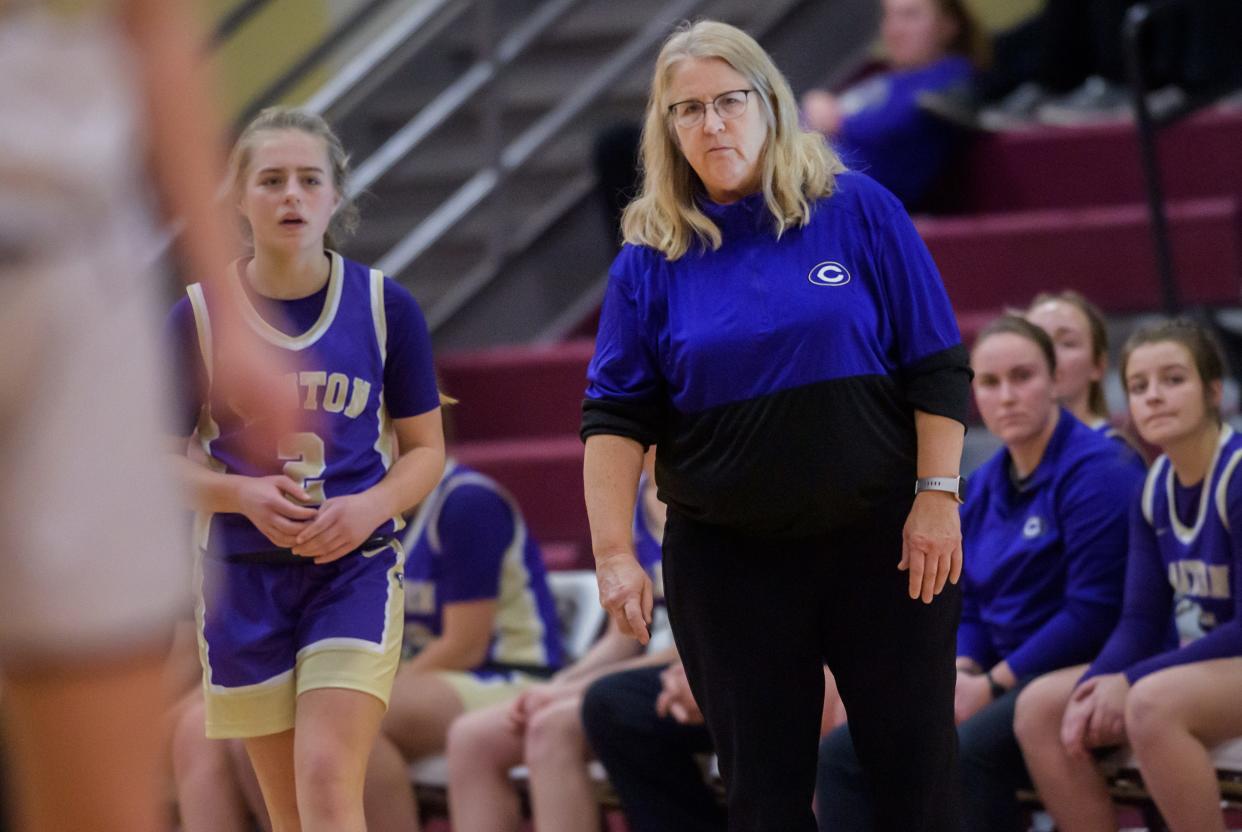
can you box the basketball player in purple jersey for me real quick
[167,107,445,832]
[1016,320,1242,832]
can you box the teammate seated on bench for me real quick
[445,453,675,832]
[1025,290,1144,463]
[1015,319,1242,832]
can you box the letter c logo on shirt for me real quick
[808,261,851,286]
[1023,516,1045,539]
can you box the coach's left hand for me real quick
[292,493,385,564]
[900,491,962,604]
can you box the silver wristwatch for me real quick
[914,476,966,504]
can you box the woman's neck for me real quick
[1166,421,1222,487]
[246,245,330,300]
[1010,408,1061,479]
[1064,394,1097,427]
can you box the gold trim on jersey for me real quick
[419,466,548,667]
[186,283,227,550]
[369,268,388,360]
[235,250,345,350]
[368,269,404,531]
[1168,424,1235,544]
[186,283,214,387]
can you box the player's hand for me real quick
[234,475,317,548]
[900,491,962,603]
[655,662,704,725]
[1060,675,1128,758]
[506,682,569,732]
[953,670,993,725]
[1083,673,1129,749]
[1061,677,1098,759]
[595,551,653,645]
[292,492,385,564]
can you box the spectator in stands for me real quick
[979,0,1143,127]
[581,657,721,832]
[446,458,677,832]
[582,19,972,832]
[592,0,985,249]
[1025,290,1145,461]
[800,0,985,209]
[973,0,1242,128]
[817,315,1142,832]
[1015,319,1242,832]
[171,458,563,832]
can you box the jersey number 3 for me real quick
[278,432,326,504]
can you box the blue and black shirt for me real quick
[582,172,970,537]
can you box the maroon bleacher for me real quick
[924,108,1242,317]
[950,109,1242,214]
[439,343,596,569]
[438,340,595,442]
[921,196,1242,316]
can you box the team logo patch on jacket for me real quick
[1022,516,1045,539]
[808,261,851,286]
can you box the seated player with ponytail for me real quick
[1026,290,1144,462]
[1016,319,1242,832]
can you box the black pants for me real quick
[582,665,726,832]
[817,684,1032,831]
[661,508,962,832]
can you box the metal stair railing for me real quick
[375,0,711,322]
[398,0,810,335]
[347,0,585,199]
[210,0,464,131]
[1124,0,1239,316]
[212,0,272,45]
[299,0,473,122]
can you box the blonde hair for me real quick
[621,20,844,260]
[227,107,359,250]
[1028,290,1110,420]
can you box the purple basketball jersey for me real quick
[186,252,402,558]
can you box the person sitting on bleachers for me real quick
[1025,290,1145,461]
[445,454,674,832]
[171,457,563,832]
[582,655,846,832]
[1015,319,1242,832]
[800,0,986,210]
[816,314,1143,832]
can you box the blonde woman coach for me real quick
[580,20,971,832]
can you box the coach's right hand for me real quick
[235,475,317,548]
[595,551,653,645]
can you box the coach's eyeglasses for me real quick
[667,89,754,129]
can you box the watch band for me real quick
[914,476,964,503]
